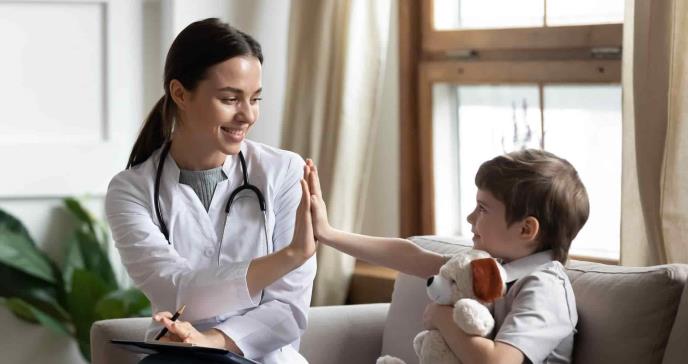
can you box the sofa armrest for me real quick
[300,303,389,364]
[91,317,149,364]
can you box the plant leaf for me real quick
[72,230,117,290]
[2,297,72,336]
[67,269,112,361]
[0,264,70,322]
[64,198,96,236]
[0,208,33,238]
[95,288,150,320]
[0,210,55,283]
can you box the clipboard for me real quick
[110,340,260,364]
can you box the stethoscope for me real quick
[154,141,271,264]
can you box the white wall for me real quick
[0,0,399,362]
[0,1,293,363]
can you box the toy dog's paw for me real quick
[453,298,495,336]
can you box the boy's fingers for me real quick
[310,167,323,197]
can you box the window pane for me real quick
[433,84,541,236]
[432,83,621,260]
[433,0,624,30]
[543,85,621,260]
[546,0,624,26]
[434,0,544,30]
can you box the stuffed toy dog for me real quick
[377,249,506,364]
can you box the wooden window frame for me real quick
[399,0,623,264]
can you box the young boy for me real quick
[304,149,589,364]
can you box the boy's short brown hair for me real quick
[475,149,589,262]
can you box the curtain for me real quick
[281,0,392,305]
[621,0,688,265]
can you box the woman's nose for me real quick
[467,211,475,224]
[237,100,256,123]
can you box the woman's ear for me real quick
[169,79,188,111]
[520,216,540,241]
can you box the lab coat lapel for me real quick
[160,150,218,246]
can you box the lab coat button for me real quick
[204,247,214,257]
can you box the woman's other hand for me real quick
[153,312,243,354]
[287,165,317,260]
[305,159,333,241]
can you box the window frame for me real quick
[399,0,623,263]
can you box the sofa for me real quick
[91,236,688,364]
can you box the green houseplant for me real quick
[0,198,150,362]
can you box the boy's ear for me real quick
[520,216,540,241]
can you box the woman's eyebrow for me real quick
[217,86,262,94]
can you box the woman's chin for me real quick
[220,142,242,155]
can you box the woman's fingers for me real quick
[160,318,197,341]
[300,178,311,209]
[306,159,323,198]
[153,311,173,322]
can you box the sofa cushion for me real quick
[384,236,688,364]
[566,261,688,364]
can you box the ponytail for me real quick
[126,95,174,169]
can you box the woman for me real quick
[105,18,316,363]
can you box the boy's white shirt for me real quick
[492,250,578,364]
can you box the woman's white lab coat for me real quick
[105,140,316,364]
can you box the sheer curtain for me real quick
[621,0,688,265]
[281,0,392,305]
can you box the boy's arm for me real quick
[306,160,446,278]
[426,304,524,364]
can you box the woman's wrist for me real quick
[206,329,243,354]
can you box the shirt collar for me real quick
[502,250,554,283]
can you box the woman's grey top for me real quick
[178,167,227,211]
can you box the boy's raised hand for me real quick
[305,159,333,241]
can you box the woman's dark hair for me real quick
[126,18,263,168]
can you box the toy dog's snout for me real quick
[426,274,454,305]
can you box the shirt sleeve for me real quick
[494,268,577,363]
[214,155,316,359]
[105,172,257,323]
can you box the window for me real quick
[399,0,623,262]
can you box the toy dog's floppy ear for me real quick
[471,258,505,303]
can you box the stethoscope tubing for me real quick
[153,141,271,262]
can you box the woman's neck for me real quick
[169,131,225,171]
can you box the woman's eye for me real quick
[221,98,238,104]
[250,97,262,105]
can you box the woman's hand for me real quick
[422,302,452,330]
[305,159,334,242]
[153,312,243,354]
[287,165,317,260]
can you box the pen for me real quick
[154,304,186,340]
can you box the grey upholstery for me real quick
[91,236,688,364]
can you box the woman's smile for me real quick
[220,126,246,143]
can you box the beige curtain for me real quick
[282,0,392,305]
[621,0,688,265]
